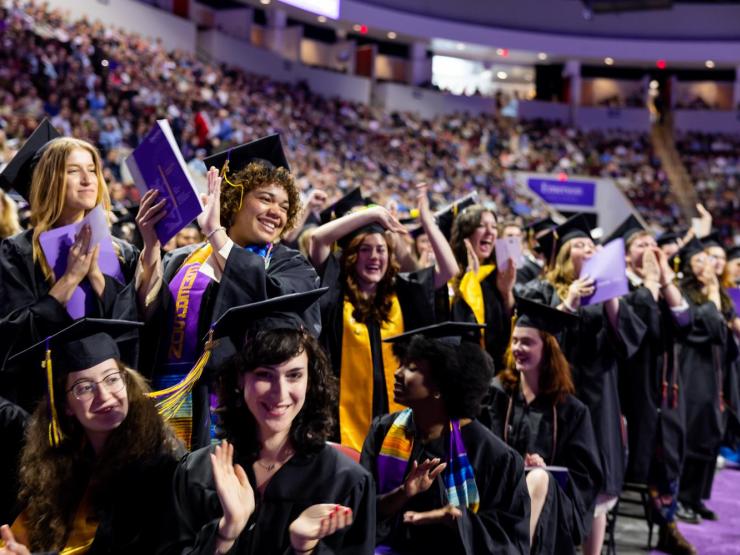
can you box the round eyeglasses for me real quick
[67,371,126,401]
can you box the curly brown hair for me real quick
[340,231,400,324]
[217,329,337,461]
[498,329,575,405]
[219,161,301,237]
[17,364,176,551]
[450,205,497,277]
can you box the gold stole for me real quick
[339,295,405,452]
[457,264,496,347]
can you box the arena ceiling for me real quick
[354,0,740,40]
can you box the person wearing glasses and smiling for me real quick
[0,319,180,555]
[135,135,320,450]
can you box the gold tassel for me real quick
[147,330,215,421]
[45,345,64,447]
[219,158,245,210]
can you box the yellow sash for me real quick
[458,265,495,347]
[339,295,405,452]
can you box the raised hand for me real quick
[289,504,353,553]
[64,224,96,286]
[368,205,408,235]
[135,188,168,253]
[640,248,661,284]
[524,453,547,468]
[403,458,448,498]
[416,182,432,223]
[695,203,712,238]
[496,257,517,296]
[564,275,595,311]
[403,505,462,527]
[211,440,254,542]
[306,189,329,213]
[464,238,480,275]
[197,166,223,237]
[0,525,30,555]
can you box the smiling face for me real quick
[229,184,289,246]
[706,246,727,277]
[511,326,544,376]
[468,211,497,262]
[241,350,308,440]
[565,236,596,276]
[393,357,437,408]
[63,148,99,215]
[65,359,129,440]
[354,233,390,290]
[689,251,708,278]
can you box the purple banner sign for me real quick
[579,238,629,306]
[527,177,596,207]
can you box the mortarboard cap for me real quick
[383,321,486,346]
[700,231,723,250]
[211,288,329,349]
[524,217,557,236]
[204,134,290,178]
[514,296,578,336]
[8,318,143,447]
[319,187,367,225]
[656,230,682,248]
[409,225,428,240]
[603,214,648,246]
[0,118,62,200]
[674,236,704,269]
[436,192,479,241]
[537,213,594,265]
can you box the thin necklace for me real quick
[256,446,293,472]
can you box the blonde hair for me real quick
[0,189,20,238]
[29,138,111,283]
[544,241,577,300]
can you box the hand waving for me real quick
[0,525,30,555]
[136,189,168,252]
[211,440,254,541]
[403,458,447,498]
[198,166,223,237]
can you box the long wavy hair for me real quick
[680,255,734,320]
[450,205,497,280]
[544,241,577,301]
[498,329,575,405]
[340,231,400,324]
[217,329,337,461]
[17,364,175,551]
[29,137,111,284]
[219,161,301,238]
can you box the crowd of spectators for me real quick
[0,0,736,245]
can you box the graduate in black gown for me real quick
[0,125,139,412]
[449,205,517,372]
[603,216,696,554]
[135,135,320,449]
[675,238,739,523]
[360,322,530,555]
[309,184,458,453]
[483,297,602,555]
[159,290,375,555]
[516,218,557,287]
[0,319,180,554]
[517,214,646,555]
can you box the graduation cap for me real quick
[673,236,704,270]
[204,134,289,176]
[537,213,594,265]
[210,288,329,348]
[656,230,682,248]
[524,217,557,236]
[8,318,143,447]
[319,187,367,225]
[0,118,62,200]
[513,296,578,336]
[409,225,428,240]
[383,321,486,346]
[727,245,740,263]
[602,214,648,246]
[700,231,723,250]
[436,192,479,241]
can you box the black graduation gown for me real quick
[318,253,436,420]
[619,285,688,485]
[159,443,375,555]
[0,396,27,525]
[518,280,646,496]
[0,230,139,410]
[360,413,530,555]
[451,268,513,372]
[483,384,603,554]
[139,241,320,448]
[515,255,543,286]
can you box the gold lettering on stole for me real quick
[168,265,200,359]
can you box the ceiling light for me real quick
[537,52,547,61]
[456,42,466,50]
[705,60,715,69]
[260,0,270,4]
[604,57,614,65]
[317,15,327,23]
[387,31,397,39]
[352,24,362,32]
[497,71,508,79]
[649,80,659,90]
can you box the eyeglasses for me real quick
[67,372,126,401]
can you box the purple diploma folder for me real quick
[125,119,203,245]
[728,288,740,315]
[579,238,629,306]
[39,205,123,319]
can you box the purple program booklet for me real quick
[579,238,629,306]
[125,119,203,245]
[728,288,740,315]
[39,204,123,319]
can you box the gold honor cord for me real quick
[147,329,215,421]
[44,347,64,447]
[219,159,245,211]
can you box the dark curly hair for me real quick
[340,231,400,324]
[450,205,497,277]
[219,161,301,237]
[217,329,337,460]
[17,365,176,551]
[392,337,494,419]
